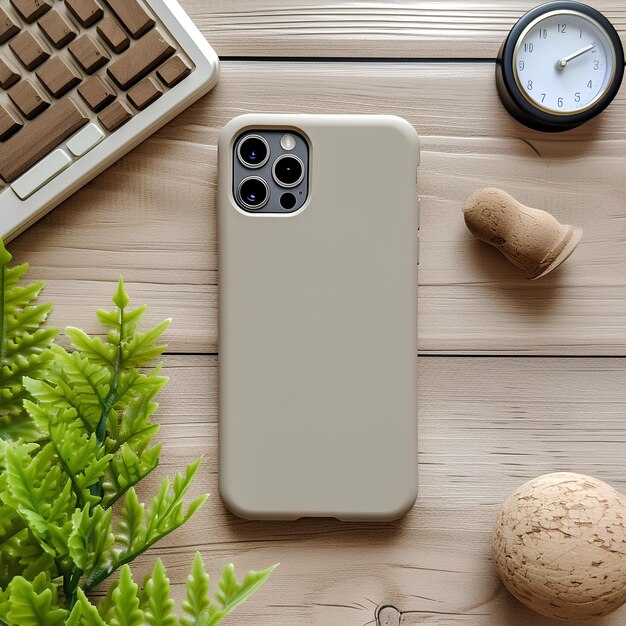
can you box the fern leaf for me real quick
[115,378,165,447]
[3,446,57,552]
[143,559,177,626]
[121,320,170,370]
[90,509,115,579]
[0,526,55,590]
[6,575,67,626]
[98,281,144,341]
[104,442,160,508]
[25,347,110,431]
[145,460,206,540]
[86,461,207,591]
[116,488,145,557]
[141,459,206,544]
[47,406,112,505]
[68,505,111,572]
[0,241,57,442]
[181,552,210,621]
[0,452,55,586]
[2,443,76,562]
[111,279,129,311]
[207,563,278,626]
[110,565,144,626]
[66,589,109,626]
[99,306,145,344]
[66,327,117,368]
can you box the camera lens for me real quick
[273,155,304,188]
[237,135,269,168]
[237,177,269,210]
[280,192,297,210]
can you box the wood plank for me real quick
[119,355,626,625]
[7,61,626,354]
[191,0,626,59]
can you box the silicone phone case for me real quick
[218,114,420,521]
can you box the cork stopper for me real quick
[462,188,583,279]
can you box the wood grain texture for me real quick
[190,0,626,59]
[7,61,625,354]
[124,355,626,625]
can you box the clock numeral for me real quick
[518,61,525,71]
[558,97,564,107]
[524,42,534,53]
[541,93,546,103]
[538,28,548,39]
[527,80,533,91]
[594,60,600,70]
[587,80,593,89]
[558,23,567,34]
[580,28,583,38]
[575,92,581,103]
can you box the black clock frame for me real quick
[496,1,625,132]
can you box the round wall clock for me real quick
[496,1,624,132]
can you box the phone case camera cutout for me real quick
[233,130,309,214]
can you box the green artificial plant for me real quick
[0,241,275,625]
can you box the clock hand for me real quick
[557,43,596,69]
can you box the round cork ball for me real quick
[493,473,626,621]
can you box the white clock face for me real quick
[513,11,616,114]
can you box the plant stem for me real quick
[84,535,160,591]
[63,565,83,610]
[90,306,124,499]
[96,311,123,446]
[103,460,159,510]
[86,486,205,591]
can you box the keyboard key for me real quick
[38,9,77,49]
[10,0,51,23]
[102,0,154,39]
[65,0,103,28]
[68,34,109,74]
[66,122,104,156]
[0,97,88,182]
[108,30,174,90]
[127,77,161,110]
[77,75,116,111]
[0,56,21,89]
[157,55,191,88]
[98,100,132,131]
[0,8,20,45]
[12,148,72,199]
[9,31,51,71]
[9,79,49,120]
[36,56,81,98]
[97,17,129,53]
[0,104,22,141]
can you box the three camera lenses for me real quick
[237,135,269,168]
[235,132,307,213]
[272,156,304,188]
[238,177,269,210]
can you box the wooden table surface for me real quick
[7,2,626,624]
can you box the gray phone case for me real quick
[218,114,420,521]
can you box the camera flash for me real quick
[280,134,296,151]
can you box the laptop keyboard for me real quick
[0,0,195,197]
